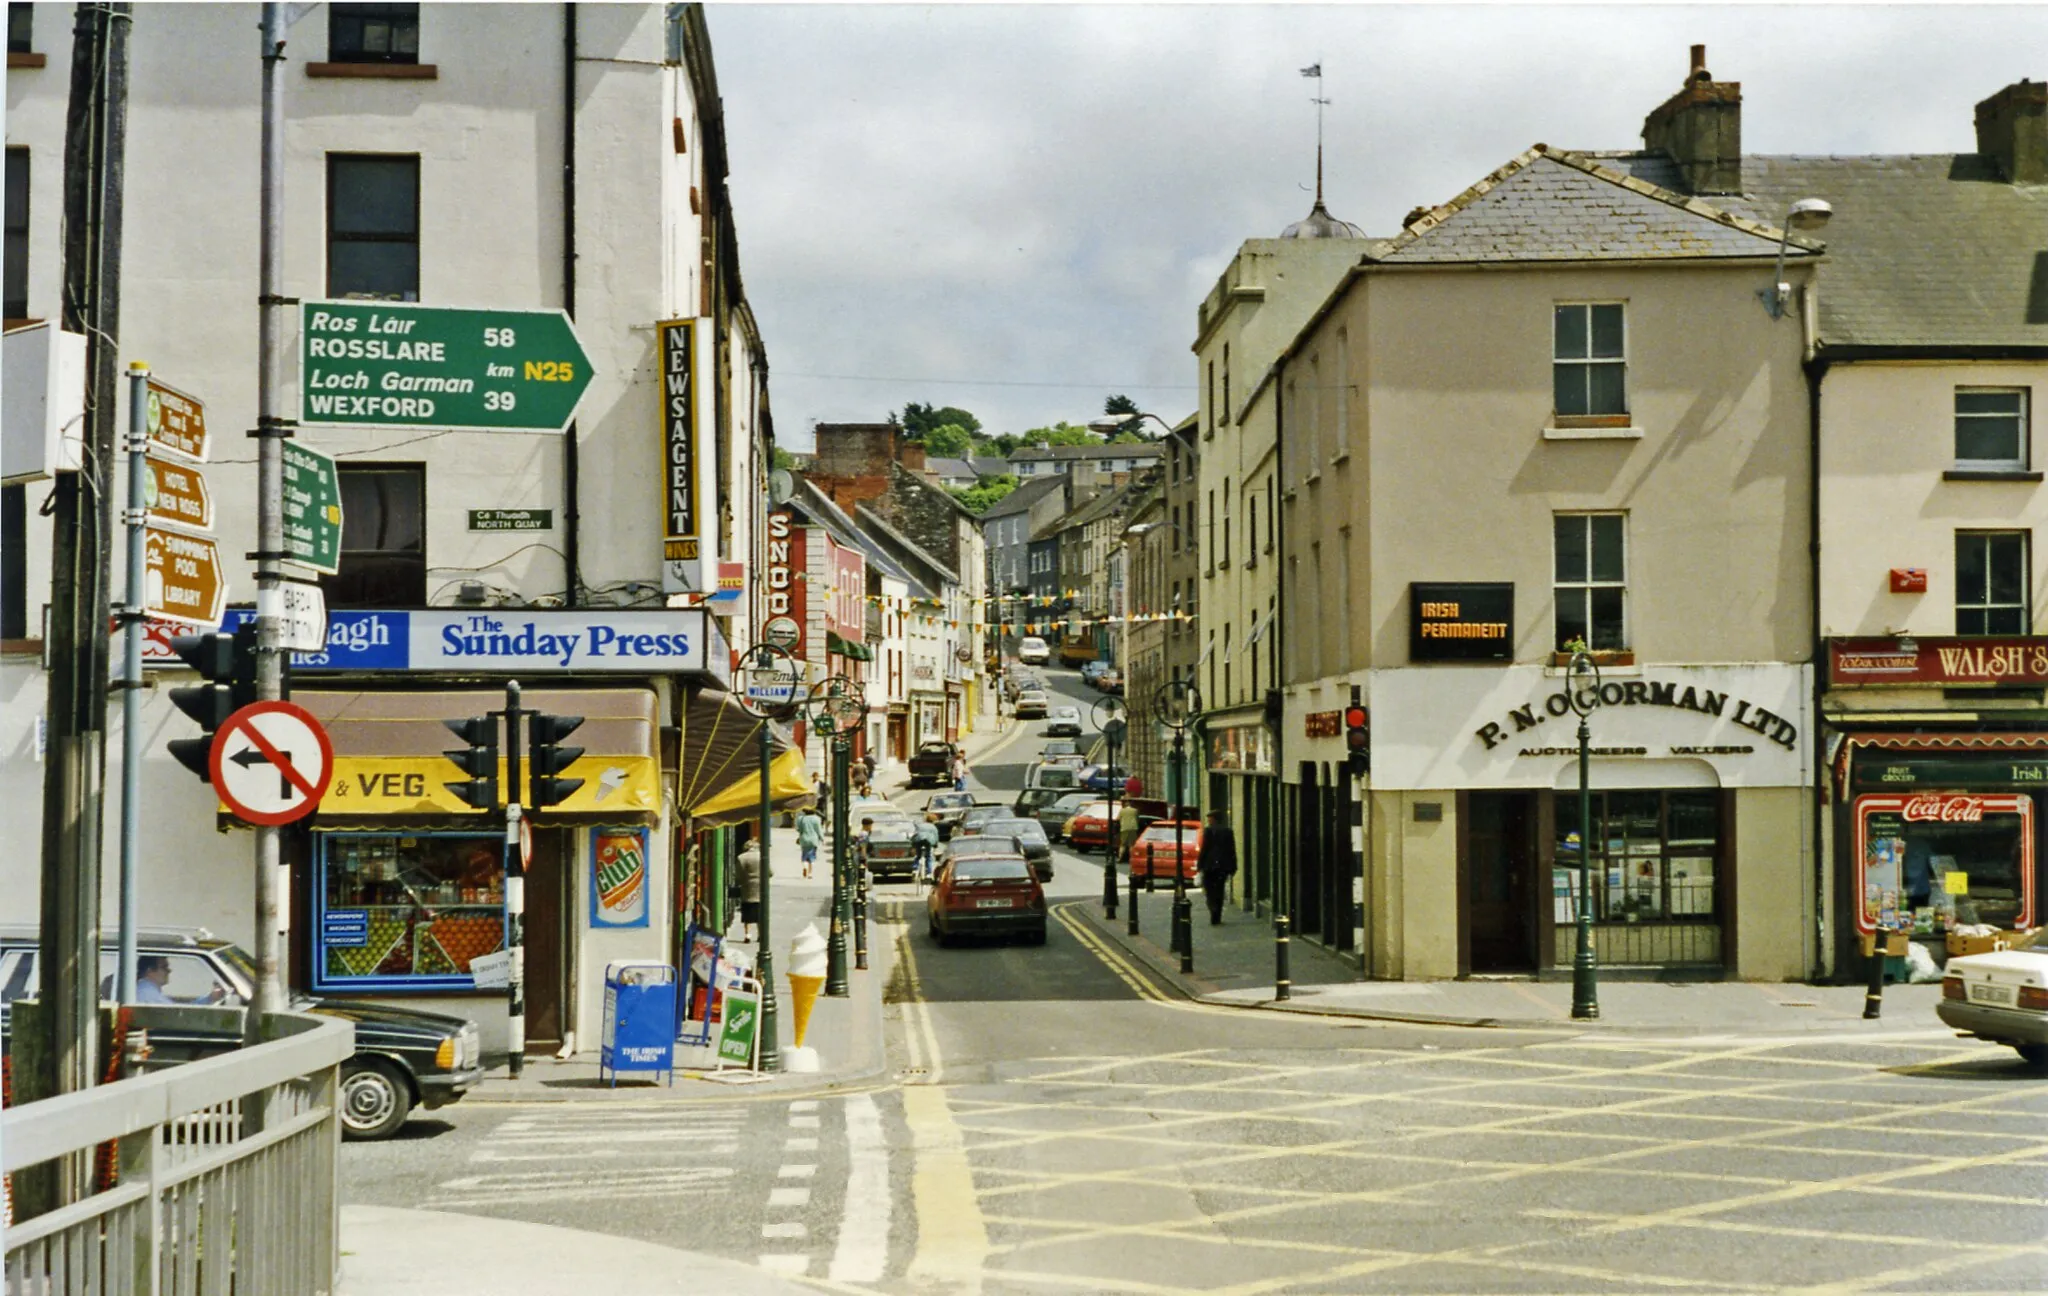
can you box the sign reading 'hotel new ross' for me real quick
[1829,637,2048,687]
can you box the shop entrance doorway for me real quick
[1466,792,1536,973]
[523,828,566,1050]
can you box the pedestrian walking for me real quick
[913,815,939,882]
[952,752,969,792]
[1118,800,1141,865]
[855,817,875,879]
[795,805,825,879]
[1197,809,1238,925]
[732,839,763,942]
[861,751,878,784]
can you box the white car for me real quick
[1044,706,1083,738]
[1017,637,1050,666]
[1938,946,2048,1064]
[1015,689,1050,719]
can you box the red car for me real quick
[926,850,1047,945]
[1129,821,1202,883]
[1064,801,1113,853]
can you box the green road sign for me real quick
[282,442,345,574]
[300,301,594,433]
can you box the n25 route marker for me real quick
[299,301,594,434]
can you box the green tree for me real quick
[989,433,1023,457]
[1104,393,1141,416]
[897,403,982,439]
[923,423,975,458]
[950,473,1019,514]
[1020,421,1099,448]
[771,445,798,472]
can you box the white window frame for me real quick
[1552,302,1628,424]
[1956,529,2030,636]
[1553,511,1629,652]
[1954,387,2030,472]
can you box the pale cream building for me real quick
[1277,54,1825,981]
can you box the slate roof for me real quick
[923,456,978,481]
[1682,154,2041,351]
[979,472,1068,522]
[1009,442,1166,463]
[1377,146,1810,265]
[969,456,1013,477]
[854,504,956,591]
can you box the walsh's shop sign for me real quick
[211,608,709,674]
[1830,636,2048,687]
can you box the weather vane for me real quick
[1301,62,1329,204]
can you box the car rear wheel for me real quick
[341,1059,413,1141]
[2016,1044,2048,1065]
[1026,925,1047,946]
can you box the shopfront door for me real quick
[523,828,566,1050]
[1466,792,1536,973]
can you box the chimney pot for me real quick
[1690,44,1707,79]
[1974,78,2048,185]
[1642,45,1742,194]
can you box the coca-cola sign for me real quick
[1900,794,1987,823]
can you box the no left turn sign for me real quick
[211,700,335,826]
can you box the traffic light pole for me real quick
[505,680,527,1077]
[116,362,150,1006]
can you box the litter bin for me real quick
[600,959,677,1086]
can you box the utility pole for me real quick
[116,361,149,1005]
[250,0,289,1027]
[34,0,130,1185]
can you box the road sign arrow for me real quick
[299,301,594,434]
[142,526,227,625]
[212,701,334,826]
[144,454,214,531]
[144,378,208,462]
[228,743,299,799]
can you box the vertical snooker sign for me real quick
[659,318,709,594]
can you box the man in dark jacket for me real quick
[1196,809,1238,925]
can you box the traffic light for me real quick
[166,622,257,782]
[1344,705,1369,776]
[442,715,500,811]
[527,712,586,808]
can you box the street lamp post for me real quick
[736,642,804,1072]
[1567,649,1602,1021]
[1093,696,1127,920]
[799,676,862,998]
[1155,679,1201,975]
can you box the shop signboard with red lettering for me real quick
[1829,636,2048,687]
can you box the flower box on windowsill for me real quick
[1548,650,1635,668]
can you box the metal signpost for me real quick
[803,678,863,998]
[299,301,595,434]
[1567,650,1602,1020]
[735,643,802,1072]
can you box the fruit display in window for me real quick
[328,913,409,979]
[420,914,504,974]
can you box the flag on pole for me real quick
[1300,63,1322,78]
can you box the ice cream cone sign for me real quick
[788,924,829,1049]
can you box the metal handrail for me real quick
[3,1010,353,1295]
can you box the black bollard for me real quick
[854,871,870,972]
[1275,913,1291,1002]
[1103,824,1119,919]
[1173,894,1193,975]
[1862,931,1887,1020]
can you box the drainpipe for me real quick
[561,4,581,606]
[1806,351,1831,982]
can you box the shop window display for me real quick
[1854,793,2034,936]
[316,832,505,991]
[1553,789,1720,923]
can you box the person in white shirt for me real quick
[135,955,225,1005]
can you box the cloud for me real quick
[707,4,2048,442]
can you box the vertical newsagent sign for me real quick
[658,318,711,594]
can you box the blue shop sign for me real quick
[322,909,371,948]
[222,609,411,670]
[214,608,710,674]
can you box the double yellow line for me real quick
[1051,901,1178,1004]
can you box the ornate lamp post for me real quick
[1567,648,1602,1021]
[1155,678,1203,975]
[735,641,805,1071]
[795,674,862,998]
[1092,694,1127,919]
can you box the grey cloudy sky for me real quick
[706,4,2046,447]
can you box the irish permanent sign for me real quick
[1409,582,1513,662]
[657,318,710,593]
[300,301,593,434]
[282,442,344,574]
[1829,637,2048,688]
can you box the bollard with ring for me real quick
[1092,695,1128,922]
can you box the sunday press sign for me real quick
[209,607,710,674]
[300,301,593,434]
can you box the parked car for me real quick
[1079,661,1109,687]
[1041,739,1082,761]
[924,791,981,839]
[1063,801,1115,852]
[0,926,481,1140]
[1026,762,1081,792]
[1937,945,2048,1063]
[1129,821,1204,883]
[926,849,1046,946]
[861,817,921,881]
[907,741,959,788]
[1015,689,1051,719]
[1017,636,1051,666]
[1096,669,1124,695]
[1044,706,1083,738]
[958,816,1054,879]
[1037,792,1097,840]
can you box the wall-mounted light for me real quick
[1761,198,1832,319]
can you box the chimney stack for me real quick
[1975,79,2047,184]
[1641,44,1743,195]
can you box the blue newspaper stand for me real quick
[600,959,677,1086]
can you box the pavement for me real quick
[1077,877,1950,1035]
